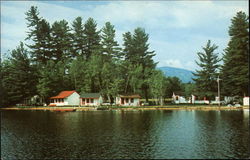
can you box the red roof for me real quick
[50,91,76,99]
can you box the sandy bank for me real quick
[0,106,249,111]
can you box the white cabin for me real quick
[80,93,103,106]
[116,94,141,106]
[49,91,80,106]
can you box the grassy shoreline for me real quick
[0,105,249,111]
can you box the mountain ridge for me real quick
[157,66,195,83]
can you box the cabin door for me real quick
[121,98,124,104]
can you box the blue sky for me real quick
[1,1,249,71]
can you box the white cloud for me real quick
[184,61,198,71]
[158,59,183,69]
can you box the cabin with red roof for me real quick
[49,91,80,106]
[115,94,141,106]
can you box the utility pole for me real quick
[217,76,221,106]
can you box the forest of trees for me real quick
[193,11,249,101]
[0,7,248,106]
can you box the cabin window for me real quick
[91,99,94,103]
[131,98,134,103]
[82,99,85,103]
[86,99,89,103]
[126,98,129,103]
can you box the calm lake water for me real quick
[1,110,249,159]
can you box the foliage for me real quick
[164,76,183,97]
[192,40,221,99]
[221,11,249,97]
[83,18,101,60]
[1,42,37,106]
[2,6,246,106]
[183,82,196,98]
[149,70,166,105]
[51,20,72,62]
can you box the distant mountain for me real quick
[158,66,195,83]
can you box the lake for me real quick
[1,110,249,159]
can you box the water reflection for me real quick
[1,110,249,159]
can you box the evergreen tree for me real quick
[183,82,196,98]
[101,22,121,59]
[69,57,87,92]
[98,22,122,101]
[122,31,133,60]
[2,42,37,106]
[122,28,156,101]
[25,6,52,64]
[164,76,183,97]
[71,17,85,57]
[51,20,72,62]
[221,11,249,97]
[193,40,221,99]
[37,60,72,103]
[83,18,101,60]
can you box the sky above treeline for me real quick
[1,1,249,71]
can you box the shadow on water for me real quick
[1,110,249,159]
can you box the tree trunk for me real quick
[144,87,149,102]
[160,96,163,106]
[107,95,111,104]
[125,76,130,93]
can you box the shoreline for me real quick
[0,106,249,111]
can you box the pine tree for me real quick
[37,60,72,103]
[83,18,101,60]
[193,40,221,99]
[122,28,156,101]
[71,17,85,57]
[51,20,72,62]
[69,57,87,92]
[2,42,37,106]
[221,11,249,97]
[101,22,121,59]
[164,76,183,97]
[25,6,52,64]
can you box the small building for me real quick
[116,94,141,106]
[172,93,189,104]
[49,91,80,106]
[80,93,103,106]
[243,97,249,106]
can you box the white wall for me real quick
[65,92,80,106]
[116,97,140,106]
[81,96,103,106]
[49,99,66,106]
[243,97,249,106]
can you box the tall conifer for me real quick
[221,11,249,97]
[193,40,221,99]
